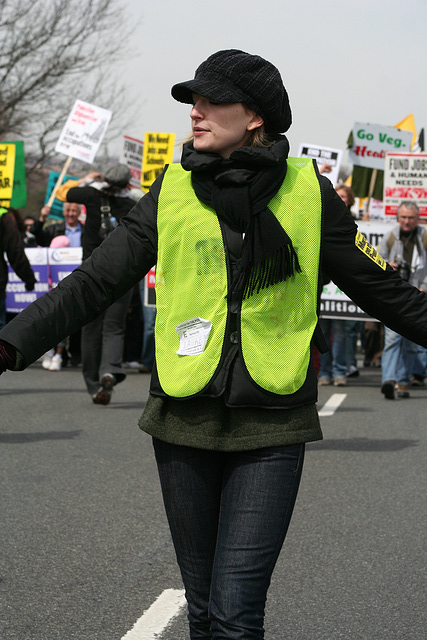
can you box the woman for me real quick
[1,50,427,639]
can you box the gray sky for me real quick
[117,0,425,165]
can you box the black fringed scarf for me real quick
[181,136,301,299]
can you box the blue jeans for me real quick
[412,345,427,378]
[139,281,156,368]
[153,438,305,639]
[318,318,347,378]
[381,327,418,385]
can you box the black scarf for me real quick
[181,136,301,299]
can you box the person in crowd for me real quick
[32,201,83,247]
[1,50,427,639]
[32,202,83,370]
[0,207,36,330]
[138,278,156,373]
[22,215,38,247]
[40,234,72,371]
[54,164,136,404]
[379,200,427,399]
[318,184,360,385]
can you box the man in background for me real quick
[31,202,83,248]
[379,201,427,399]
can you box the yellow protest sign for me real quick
[0,143,16,206]
[141,132,175,191]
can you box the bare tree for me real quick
[0,0,139,169]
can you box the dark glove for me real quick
[0,340,17,374]
[25,282,35,291]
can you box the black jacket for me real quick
[64,185,136,260]
[0,210,36,299]
[31,220,67,247]
[1,165,427,406]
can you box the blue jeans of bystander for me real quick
[381,327,418,385]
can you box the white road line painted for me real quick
[121,588,186,639]
[318,393,346,417]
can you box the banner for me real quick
[298,143,343,186]
[320,221,391,320]
[383,153,427,219]
[3,141,27,208]
[349,123,413,171]
[5,247,81,313]
[55,99,112,164]
[120,135,144,188]
[141,132,175,191]
[48,247,82,288]
[0,143,16,206]
[6,248,49,313]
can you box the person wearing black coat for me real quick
[1,50,427,639]
[0,207,36,329]
[54,164,136,403]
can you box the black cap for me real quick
[171,49,292,133]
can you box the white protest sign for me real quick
[349,123,413,171]
[298,143,343,185]
[320,221,390,320]
[55,100,112,164]
[120,135,144,188]
[383,153,427,220]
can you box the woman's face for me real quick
[190,94,263,158]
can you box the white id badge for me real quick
[176,317,213,356]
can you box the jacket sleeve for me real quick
[31,220,60,247]
[2,213,36,289]
[0,174,163,368]
[319,177,427,348]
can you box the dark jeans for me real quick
[81,289,133,395]
[153,438,305,639]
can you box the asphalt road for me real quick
[1,362,426,640]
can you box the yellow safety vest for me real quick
[155,159,321,398]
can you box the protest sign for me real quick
[320,221,389,320]
[48,247,83,288]
[141,132,175,191]
[298,143,342,185]
[0,143,16,206]
[3,141,27,208]
[120,135,144,188]
[349,123,413,171]
[383,153,427,220]
[44,170,77,219]
[55,99,112,164]
[6,248,49,313]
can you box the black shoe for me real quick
[93,373,116,405]
[381,380,395,400]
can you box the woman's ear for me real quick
[247,112,264,131]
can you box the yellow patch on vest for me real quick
[355,230,386,270]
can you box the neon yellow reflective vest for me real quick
[155,158,321,399]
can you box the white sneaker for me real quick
[42,349,55,369]
[49,353,62,371]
